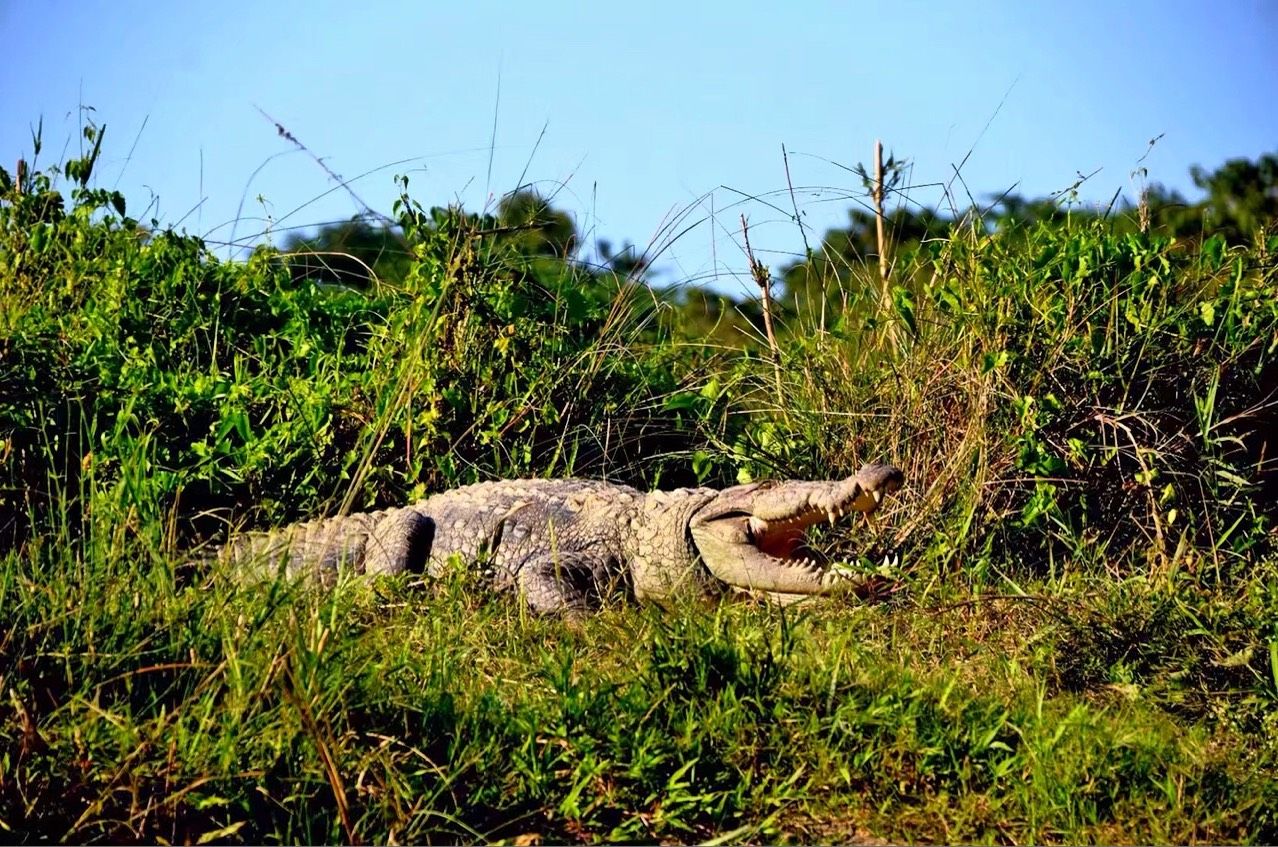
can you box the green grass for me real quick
[2,129,1277,843]
[6,544,1276,843]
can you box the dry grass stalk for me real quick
[740,213,784,405]
[873,140,890,291]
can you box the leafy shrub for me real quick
[0,156,719,550]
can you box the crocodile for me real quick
[215,463,904,614]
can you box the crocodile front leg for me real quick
[516,551,626,615]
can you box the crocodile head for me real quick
[688,462,905,595]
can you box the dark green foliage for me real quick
[281,217,413,287]
[1193,153,1278,241]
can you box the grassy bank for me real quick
[2,135,1276,843]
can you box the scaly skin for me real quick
[219,464,905,614]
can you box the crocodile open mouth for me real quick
[744,488,889,564]
[685,463,904,597]
[748,510,825,562]
[686,463,904,596]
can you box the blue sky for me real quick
[2,0,1275,294]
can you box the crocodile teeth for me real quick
[872,490,883,504]
[827,510,838,528]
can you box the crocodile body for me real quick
[218,464,904,614]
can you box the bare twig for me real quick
[253,105,393,229]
